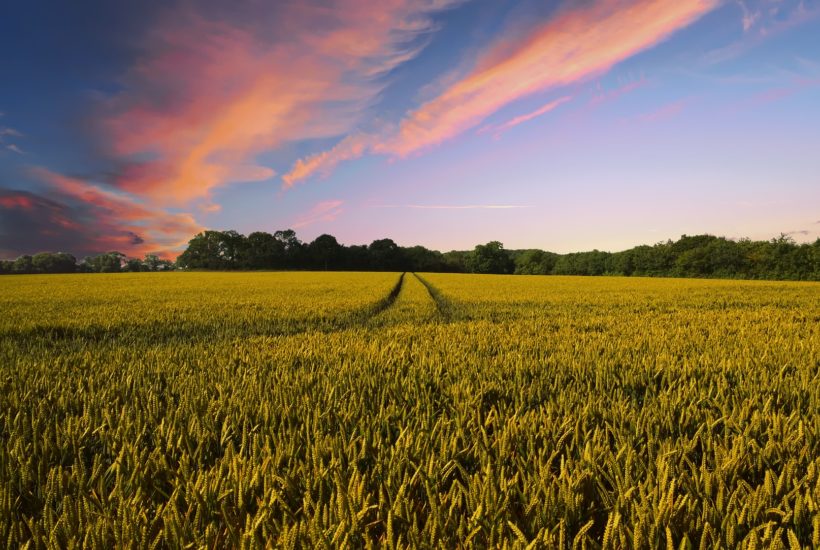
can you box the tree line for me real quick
[0,252,174,274]
[2,230,819,280]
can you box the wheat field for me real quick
[1,272,818,548]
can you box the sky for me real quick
[1,0,819,259]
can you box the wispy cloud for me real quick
[284,0,718,186]
[0,192,35,210]
[292,200,345,229]
[23,167,202,257]
[371,204,533,210]
[590,77,649,106]
[737,0,760,32]
[703,0,820,65]
[0,124,24,155]
[283,133,375,189]
[380,0,717,157]
[635,98,689,123]
[479,96,572,136]
[102,1,460,204]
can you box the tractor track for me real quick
[367,272,405,318]
[412,273,454,321]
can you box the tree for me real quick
[343,245,370,270]
[220,230,248,267]
[143,254,161,272]
[31,252,77,273]
[246,232,282,269]
[514,249,558,275]
[441,251,468,273]
[308,234,343,270]
[467,241,513,274]
[12,255,33,274]
[124,258,143,272]
[403,245,446,272]
[83,252,126,273]
[368,239,406,271]
[177,231,230,269]
[274,229,304,268]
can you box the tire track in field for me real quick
[12,273,409,346]
[412,273,455,321]
[366,272,405,318]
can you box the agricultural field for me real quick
[1,272,819,548]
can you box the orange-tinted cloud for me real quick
[28,168,202,257]
[0,193,34,209]
[104,1,460,204]
[382,0,717,157]
[590,77,649,106]
[480,96,572,136]
[292,200,345,229]
[283,0,717,185]
[371,203,533,210]
[283,133,375,189]
[635,98,688,123]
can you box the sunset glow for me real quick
[1,0,818,257]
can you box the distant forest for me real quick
[2,230,819,280]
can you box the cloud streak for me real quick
[103,1,460,204]
[292,200,345,229]
[0,123,24,155]
[284,0,718,185]
[371,204,534,210]
[283,133,375,189]
[384,0,716,156]
[8,168,205,258]
[480,96,572,136]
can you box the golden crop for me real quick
[1,272,818,548]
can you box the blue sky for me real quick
[1,0,818,258]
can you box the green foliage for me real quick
[467,241,514,274]
[1,272,818,547]
[32,252,77,274]
[513,249,559,275]
[83,251,126,273]
[4,232,818,281]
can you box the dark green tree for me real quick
[124,258,144,272]
[368,239,406,271]
[31,252,77,273]
[467,241,514,274]
[514,249,558,275]
[274,229,304,268]
[246,232,282,269]
[308,234,343,270]
[83,252,126,273]
[12,255,34,274]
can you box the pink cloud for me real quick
[480,96,572,136]
[292,200,345,229]
[635,98,688,123]
[590,77,649,106]
[283,0,717,185]
[102,1,460,205]
[29,167,202,257]
[372,204,533,210]
[0,193,34,210]
[380,0,717,157]
[283,133,375,189]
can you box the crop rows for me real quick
[1,272,818,548]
